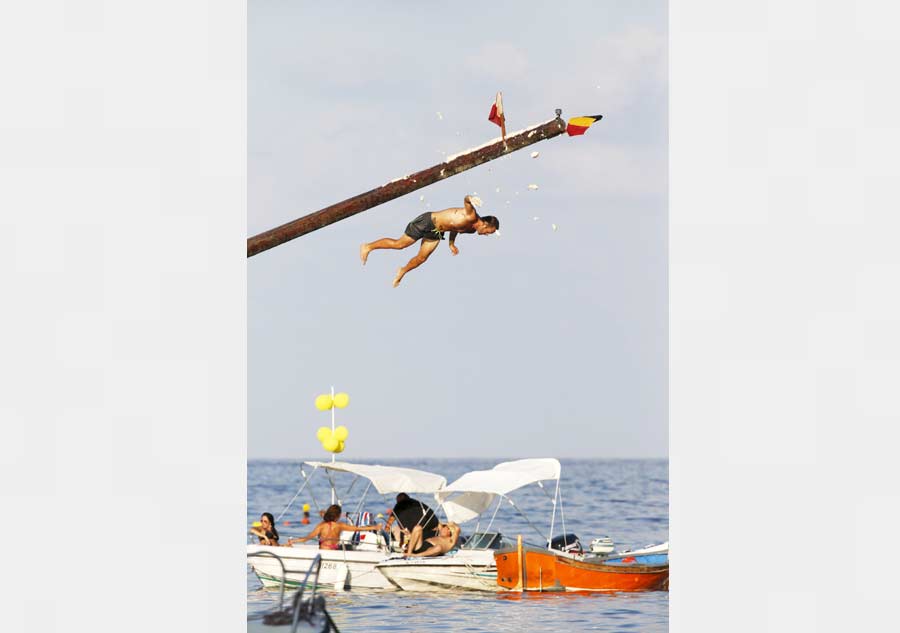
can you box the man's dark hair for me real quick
[482,215,499,230]
[396,493,410,504]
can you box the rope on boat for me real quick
[304,470,325,517]
[506,497,548,544]
[344,474,360,497]
[483,495,504,533]
[463,559,495,590]
[276,464,319,523]
[350,480,373,527]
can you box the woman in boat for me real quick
[286,504,382,550]
[250,512,280,546]
[406,522,461,557]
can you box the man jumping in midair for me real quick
[360,195,499,287]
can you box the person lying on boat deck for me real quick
[386,493,440,546]
[359,195,499,287]
[406,522,461,557]
[286,504,381,550]
[250,512,280,546]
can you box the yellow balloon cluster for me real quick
[314,391,351,453]
[315,392,350,410]
[316,425,349,453]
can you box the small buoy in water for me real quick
[283,521,290,526]
[302,503,310,512]
[252,521,262,528]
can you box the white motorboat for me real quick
[597,541,669,565]
[247,460,446,591]
[376,458,565,591]
[376,532,509,591]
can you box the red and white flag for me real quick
[488,91,506,141]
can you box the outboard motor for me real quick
[549,533,582,554]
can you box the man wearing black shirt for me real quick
[386,492,440,547]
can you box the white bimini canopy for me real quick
[434,458,561,524]
[304,461,447,495]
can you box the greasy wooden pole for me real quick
[247,111,569,257]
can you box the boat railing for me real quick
[248,550,288,610]
[287,554,329,633]
[248,552,339,632]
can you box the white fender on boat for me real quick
[333,563,350,591]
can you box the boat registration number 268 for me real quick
[321,562,341,570]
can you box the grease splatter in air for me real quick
[552,223,559,232]
[531,151,540,158]
[527,184,539,191]
[436,112,443,120]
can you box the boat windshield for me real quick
[460,531,508,550]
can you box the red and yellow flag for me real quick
[488,91,507,140]
[566,114,603,136]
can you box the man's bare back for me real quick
[431,197,481,233]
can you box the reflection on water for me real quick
[248,458,668,632]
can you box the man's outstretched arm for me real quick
[463,195,482,215]
[449,232,459,255]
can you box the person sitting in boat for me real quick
[250,512,280,546]
[359,195,500,287]
[385,493,440,548]
[286,504,381,550]
[406,522,461,557]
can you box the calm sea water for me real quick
[248,458,668,632]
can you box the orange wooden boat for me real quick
[495,536,668,592]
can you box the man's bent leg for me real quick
[405,525,424,555]
[393,239,439,287]
[361,234,415,264]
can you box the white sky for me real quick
[249,0,668,459]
